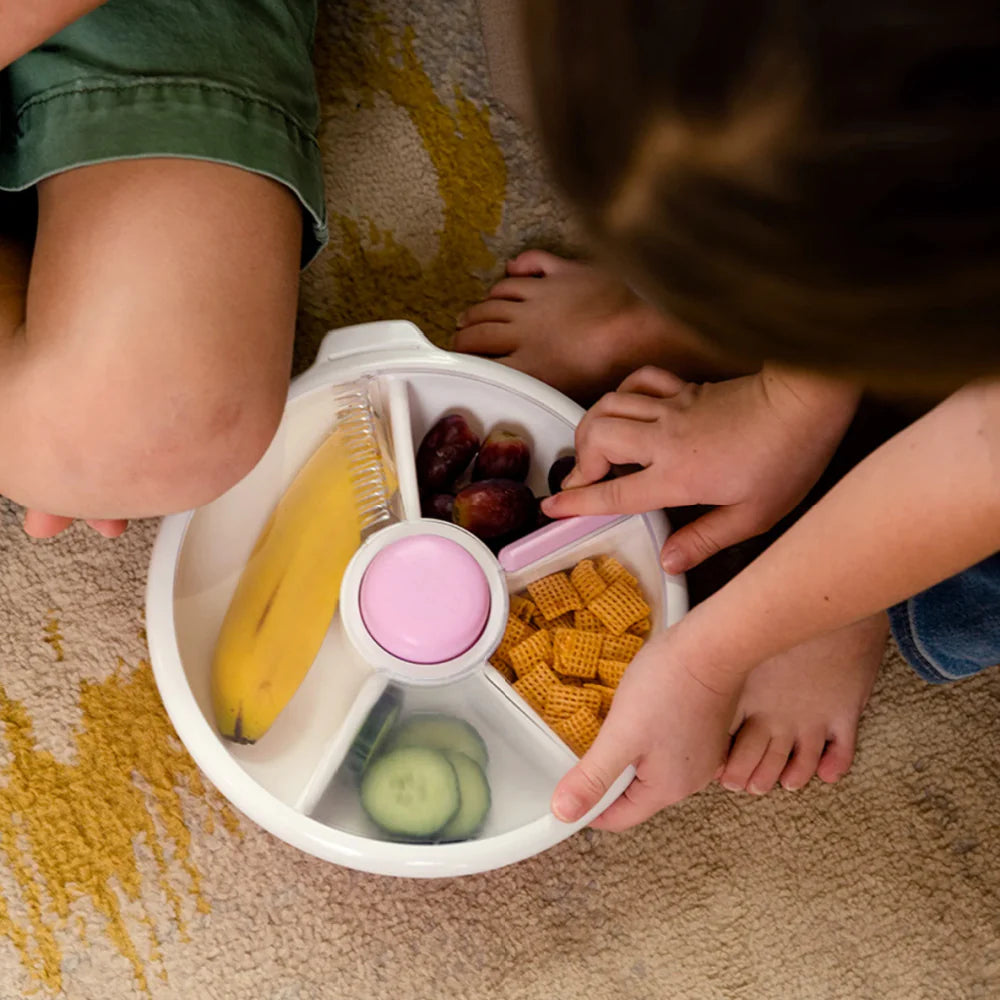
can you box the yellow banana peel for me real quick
[211,424,370,743]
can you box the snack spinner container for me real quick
[145,321,688,877]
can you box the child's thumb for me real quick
[551,740,634,824]
[660,505,756,574]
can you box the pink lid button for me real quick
[359,535,490,664]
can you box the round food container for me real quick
[145,321,688,877]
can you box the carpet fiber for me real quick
[1,2,999,997]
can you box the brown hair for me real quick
[525,0,1000,390]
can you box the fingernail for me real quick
[552,789,585,823]
[540,495,557,513]
[721,780,744,793]
[561,466,583,490]
[661,547,685,574]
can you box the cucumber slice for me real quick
[346,687,402,778]
[437,751,491,842]
[360,747,460,840]
[387,714,489,770]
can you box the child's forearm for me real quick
[0,1,106,69]
[671,378,1000,688]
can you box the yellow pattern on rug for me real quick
[0,661,239,995]
[300,12,506,361]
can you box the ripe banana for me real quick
[212,424,370,743]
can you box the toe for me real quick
[454,322,517,357]
[747,737,795,795]
[505,249,571,277]
[779,733,825,791]
[456,299,516,330]
[719,717,771,792]
[23,510,74,538]
[86,518,128,538]
[486,277,539,302]
[816,723,859,784]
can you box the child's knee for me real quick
[28,362,285,519]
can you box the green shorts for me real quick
[0,0,328,267]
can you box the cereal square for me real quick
[573,609,606,632]
[601,632,644,662]
[552,707,603,756]
[509,629,554,677]
[545,683,603,720]
[588,579,650,635]
[552,628,603,679]
[527,571,584,620]
[595,555,640,591]
[569,559,608,605]
[512,663,560,713]
[597,658,629,688]
[495,615,536,663]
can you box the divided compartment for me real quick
[486,512,673,754]
[171,375,404,812]
[308,669,578,840]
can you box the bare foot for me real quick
[719,613,889,794]
[454,250,741,404]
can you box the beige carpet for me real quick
[1,2,999,997]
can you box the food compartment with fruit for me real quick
[148,321,687,877]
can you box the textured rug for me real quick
[1,2,999,998]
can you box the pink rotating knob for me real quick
[359,534,491,664]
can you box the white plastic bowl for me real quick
[145,321,688,877]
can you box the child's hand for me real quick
[23,509,127,539]
[551,630,739,829]
[541,366,859,573]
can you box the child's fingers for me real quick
[588,778,669,832]
[543,467,688,518]
[453,322,518,356]
[659,505,762,574]
[571,415,661,485]
[505,249,569,277]
[484,277,538,302]
[587,390,667,423]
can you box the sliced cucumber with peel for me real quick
[437,751,491,842]
[346,687,402,779]
[386,714,489,770]
[360,747,460,841]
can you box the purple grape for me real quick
[421,493,455,521]
[452,479,537,541]
[472,429,531,483]
[416,414,480,493]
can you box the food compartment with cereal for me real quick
[491,515,666,758]
[146,320,688,878]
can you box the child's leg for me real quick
[0,158,302,521]
[455,251,744,404]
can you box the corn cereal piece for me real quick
[601,632,644,662]
[552,628,603,679]
[594,555,640,591]
[552,707,603,756]
[545,683,603,720]
[509,629,553,677]
[512,664,560,713]
[569,559,608,605]
[629,616,653,637]
[527,571,584,620]
[547,611,575,629]
[573,609,606,632]
[583,682,616,717]
[489,656,516,683]
[508,594,539,623]
[495,615,535,663]
[597,658,629,688]
[588,579,650,635]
